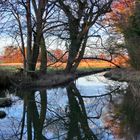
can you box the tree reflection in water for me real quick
[25,89,47,140]
[14,89,47,140]
[66,82,97,140]
[104,82,140,140]
[0,79,129,140]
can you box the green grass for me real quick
[46,67,64,74]
[46,66,110,74]
[77,66,111,71]
[0,65,111,75]
[0,66,18,71]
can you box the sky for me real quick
[0,37,13,55]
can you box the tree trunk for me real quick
[40,36,47,74]
[65,40,81,73]
[31,33,40,71]
[26,0,33,72]
[71,34,88,72]
[30,0,47,72]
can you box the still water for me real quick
[0,73,139,140]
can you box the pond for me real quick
[0,73,139,140]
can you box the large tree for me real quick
[57,0,114,73]
[0,0,53,74]
[0,1,27,69]
[24,0,49,73]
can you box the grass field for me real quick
[0,58,127,71]
[48,59,126,69]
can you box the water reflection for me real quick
[66,82,97,140]
[105,82,140,140]
[24,89,47,140]
[1,74,138,140]
[0,89,47,140]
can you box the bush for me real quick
[123,1,140,70]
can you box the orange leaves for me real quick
[3,46,23,63]
[52,49,64,59]
[113,0,134,19]
[107,0,135,32]
[112,0,134,11]
[2,47,68,64]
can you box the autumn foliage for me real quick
[2,46,67,63]
[3,46,23,63]
[107,0,135,31]
[1,45,128,69]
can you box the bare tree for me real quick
[0,1,27,69]
[0,0,53,74]
[57,0,113,73]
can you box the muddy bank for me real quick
[0,68,110,89]
[0,98,12,107]
[104,68,140,82]
[0,71,11,89]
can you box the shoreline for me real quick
[0,68,110,89]
[104,68,140,82]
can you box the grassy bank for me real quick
[0,66,110,89]
[0,61,113,89]
[0,66,18,71]
[0,64,112,72]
